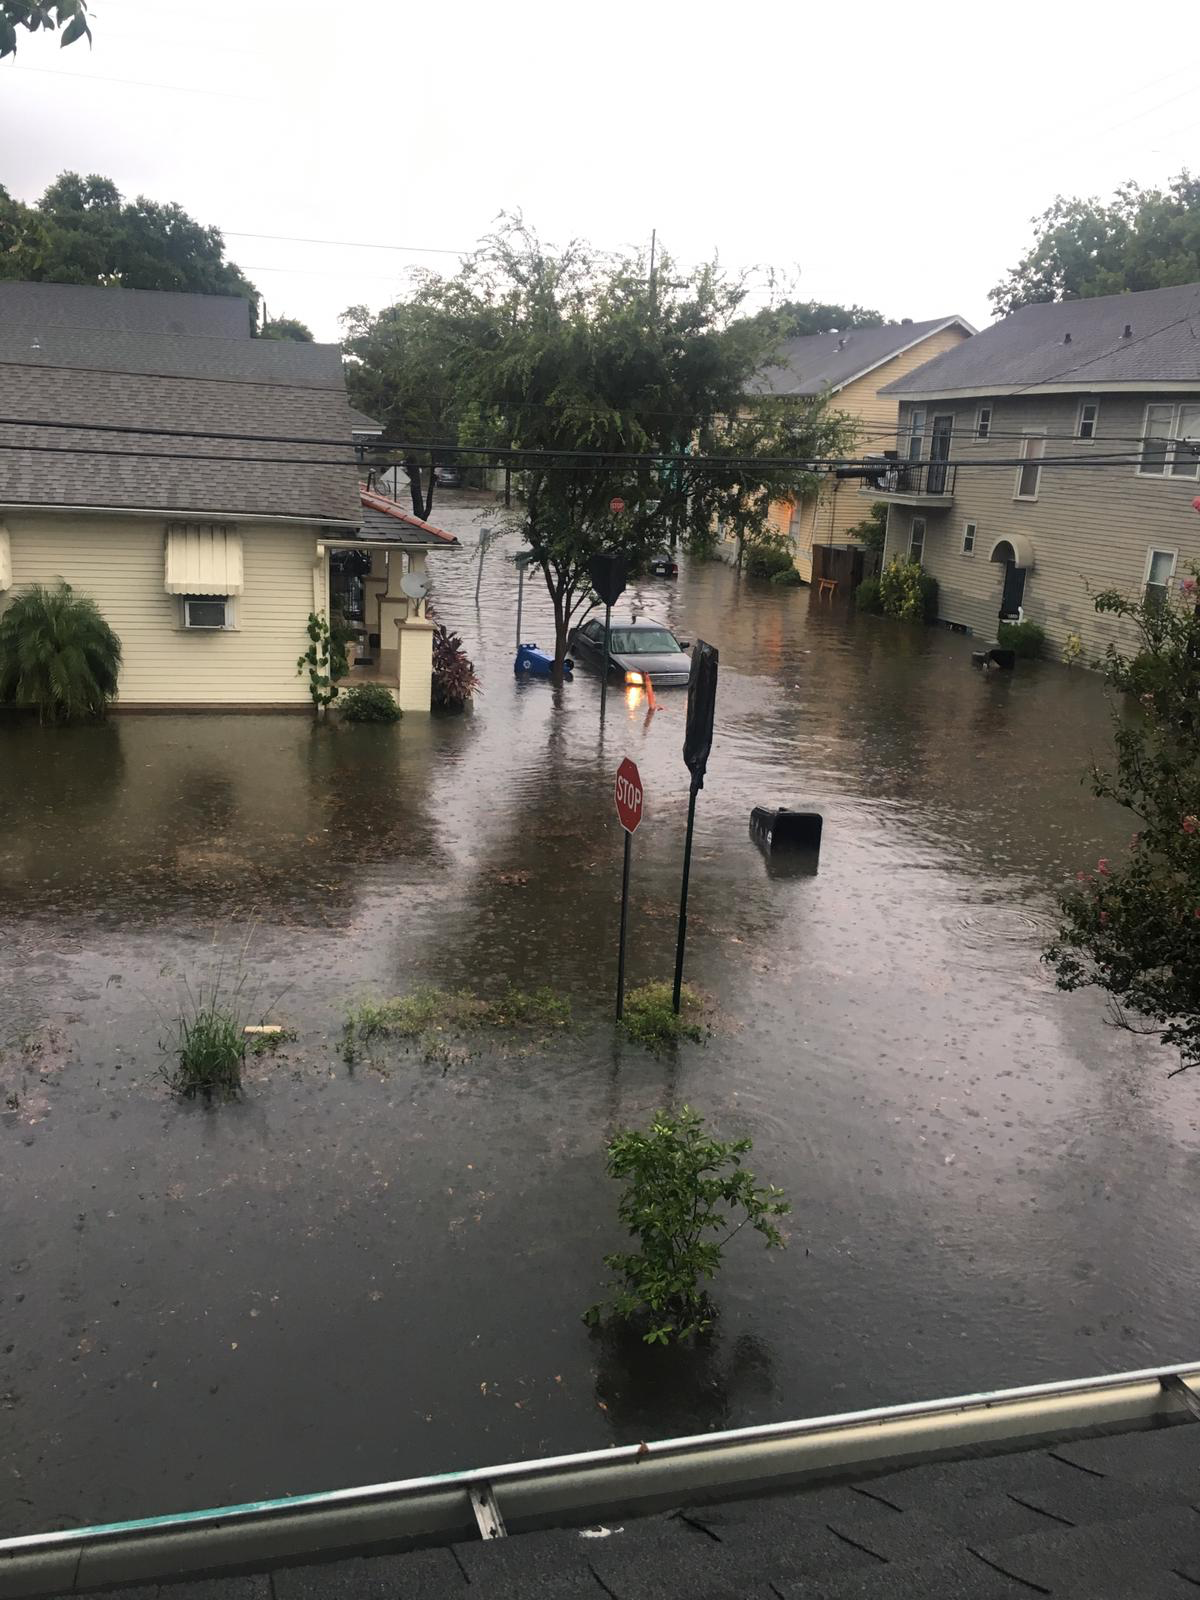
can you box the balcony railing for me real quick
[857,458,957,500]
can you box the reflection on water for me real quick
[3,494,1199,1534]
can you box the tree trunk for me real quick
[552,593,571,681]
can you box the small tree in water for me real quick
[0,581,121,723]
[586,1106,789,1344]
[1046,570,1200,1074]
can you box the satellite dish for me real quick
[401,571,432,601]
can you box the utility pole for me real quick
[648,228,657,321]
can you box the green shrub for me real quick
[745,542,796,581]
[0,581,122,723]
[846,501,888,554]
[432,623,480,710]
[621,981,704,1049]
[878,558,937,623]
[996,620,1045,659]
[585,1105,790,1344]
[769,566,803,587]
[340,682,401,722]
[855,577,883,614]
[343,984,571,1053]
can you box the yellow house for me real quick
[755,317,974,581]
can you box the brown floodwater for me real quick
[2,494,1198,1537]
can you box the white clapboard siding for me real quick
[4,513,319,705]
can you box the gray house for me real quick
[873,282,1200,656]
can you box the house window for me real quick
[1139,403,1200,478]
[907,408,926,461]
[962,520,977,555]
[182,595,232,629]
[909,516,926,564]
[1143,548,1177,612]
[1077,399,1099,440]
[1014,432,1045,500]
[975,405,992,440]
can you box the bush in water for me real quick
[0,581,121,723]
[340,682,401,723]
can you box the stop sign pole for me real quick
[614,755,643,1020]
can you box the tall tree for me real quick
[261,315,314,341]
[0,173,259,322]
[1046,568,1200,1074]
[992,172,1200,316]
[0,1,89,58]
[750,299,886,340]
[349,221,853,673]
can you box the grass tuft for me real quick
[621,982,705,1050]
[172,1002,245,1098]
[343,985,570,1057]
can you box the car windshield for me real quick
[609,628,681,655]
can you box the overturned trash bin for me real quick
[750,807,823,876]
[514,643,572,679]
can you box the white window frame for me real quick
[1137,402,1200,479]
[962,520,977,556]
[1142,546,1177,605]
[181,595,235,630]
[975,404,992,441]
[1014,429,1046,502]
[1076,398,1100,442]
[908,516,927,564]
[907,408,926,462]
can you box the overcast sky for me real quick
[2,0,1198,342]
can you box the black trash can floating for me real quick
[750,808,823,874]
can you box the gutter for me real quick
[0,503,360,530]
[2,1361,1198,1597]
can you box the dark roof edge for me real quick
[885,378,1200,400]
[0,499,360,527]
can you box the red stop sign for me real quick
[614,757,643,833]
[609,496,625,515]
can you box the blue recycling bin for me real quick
[514,643,572,679]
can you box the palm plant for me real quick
[0,581,122,723]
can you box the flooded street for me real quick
[3,492,1199,1536]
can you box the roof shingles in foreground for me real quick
[47,1418,1200,1599]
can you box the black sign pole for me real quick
[588,552,627,732]
[600,602,612,724]
[616,827,632,1020]
[671,779,699,1014]
[673,640,719,1014]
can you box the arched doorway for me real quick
[989,535,1034,622]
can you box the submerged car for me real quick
[567,616,691,687]
[435,463,463,487]
[647,548,679,578]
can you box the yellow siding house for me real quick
[753,316,974,581]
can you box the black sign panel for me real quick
[588,551,628,608]
[683,639,718,787]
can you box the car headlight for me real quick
[624,670,644,686]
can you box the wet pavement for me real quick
[3,492,1199,1537]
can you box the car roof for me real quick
[600,616,673,630]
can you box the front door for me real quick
[1000,563,1026,620]
[927,414,953,494]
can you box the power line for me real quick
[223,230,468,257]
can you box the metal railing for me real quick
[864,459,957,497]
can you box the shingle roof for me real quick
[883,281,1200,397]
[0,280,252,339]
[358,488,458,545]
[0,284,360,523]
[348,406,384,433]
[749,316,973,397]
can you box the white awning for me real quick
[164,523,243,595]
[0,523,10,592]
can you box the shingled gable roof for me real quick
[0,282,360,523]
[882,280,1200,399]
[749,315,975,398]
[356,488,458,546]
[0,280,252,339]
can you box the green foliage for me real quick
[327,610,357,679]
[992,172,1200,315]
[0,580,121,723]
[260,316,313,341]
[164,980,246,1100]
[855,577,883,614]
[0,1,89,58]
[296,611,340,711]
[996,620,1045,658]
[340,682,400,723]
[878,558,937,623]
[747,299,886,341]
[744,541,796,581]
[585,1105,789,1344]
[247,1027,298,1057]
[0,172,258,318]
[344,218,856,671]
[621,982,704,1049]
[1046,569,1200,1074]
[770,566,804,587]
[432,622,479,711]
[845,501,888,554]
[344,985,570,1057]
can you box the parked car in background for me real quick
[435,463,463,488]
[648,548,679,578]
[567,615,691,687]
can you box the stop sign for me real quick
[614,757,643,833]
[609,496,625,515]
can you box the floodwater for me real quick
[3,493,1198,1536]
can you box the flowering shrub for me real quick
[878,558,937,623]
[1046,567,1200,1073]
[431,623,480,711]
